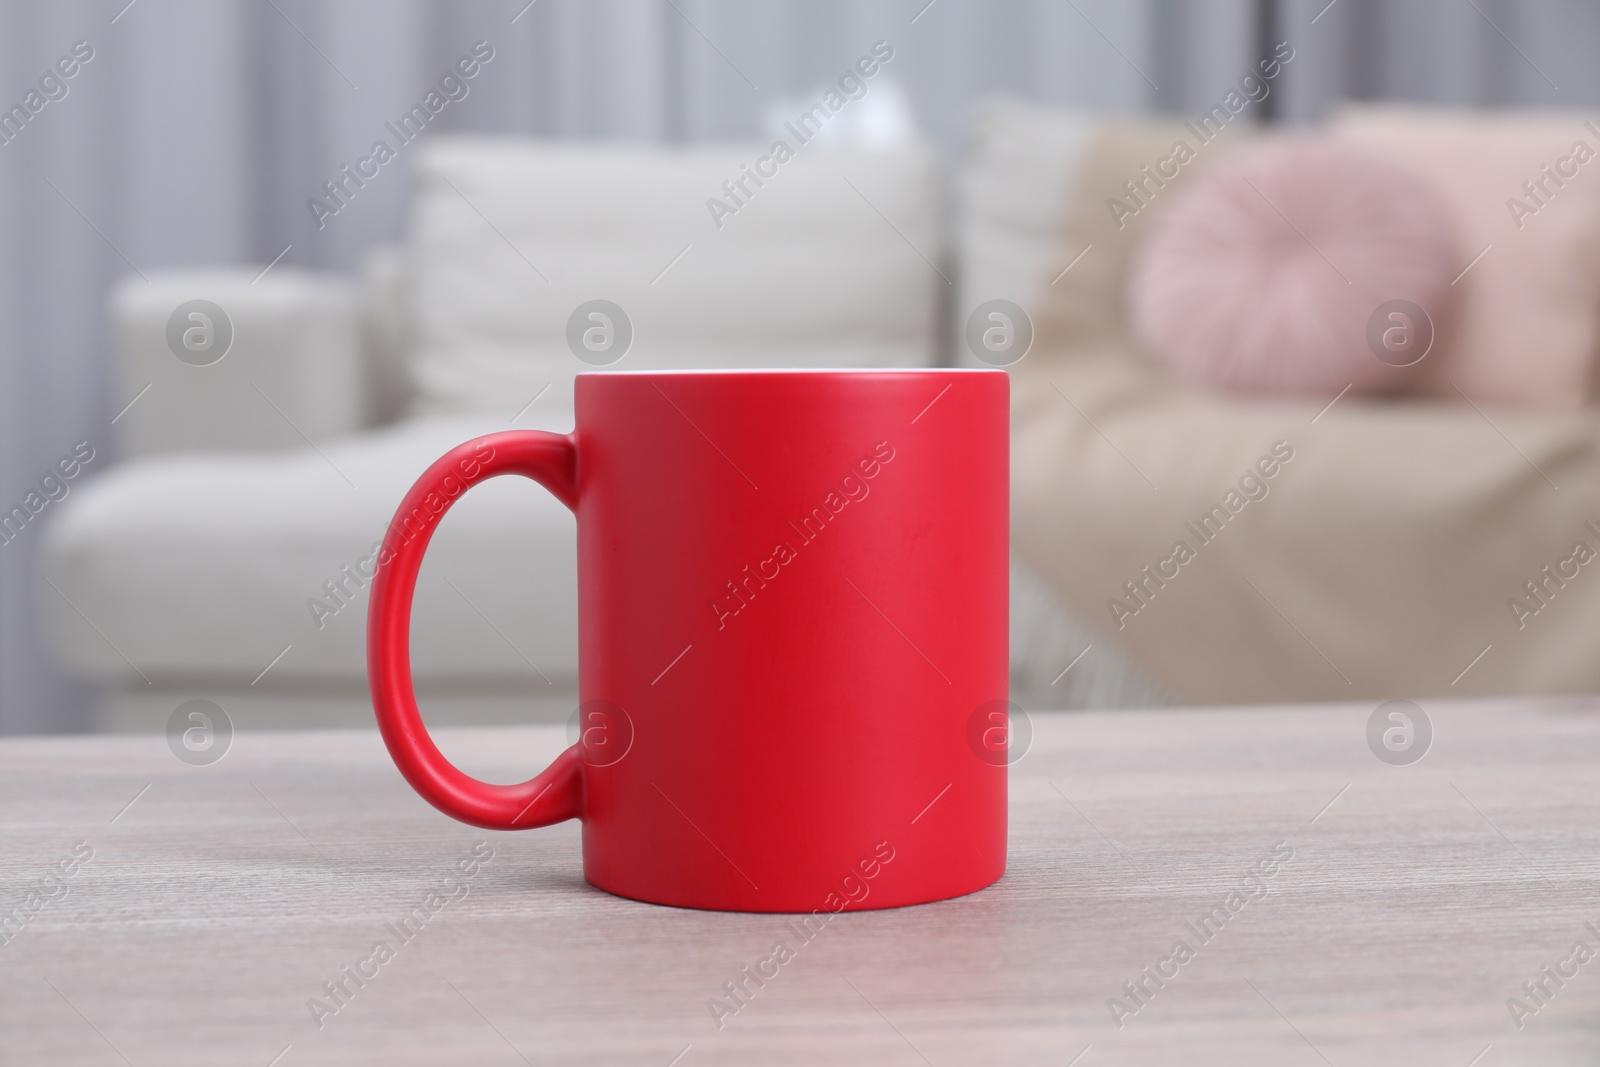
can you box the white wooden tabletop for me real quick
[2,699,1598,1066]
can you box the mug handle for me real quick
[368,430,585,830]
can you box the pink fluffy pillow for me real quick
[1129,137,1457,396]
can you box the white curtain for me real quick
[0,0,1585,731]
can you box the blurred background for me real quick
[6,0,1600,734]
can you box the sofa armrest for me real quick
[110,269,363,458]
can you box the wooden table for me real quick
[3,699,1598,1065]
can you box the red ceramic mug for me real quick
[369,369,1009,912]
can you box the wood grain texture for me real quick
[2,699,1599,1065]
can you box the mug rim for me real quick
[577,367,1004,378]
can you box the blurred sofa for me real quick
[966,100,1600,704]
[46,97,1600,730]
[42,127,1156,730]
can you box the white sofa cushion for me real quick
[956,97,1096,367]
[406,137,940,415]
[43,413,579,685]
